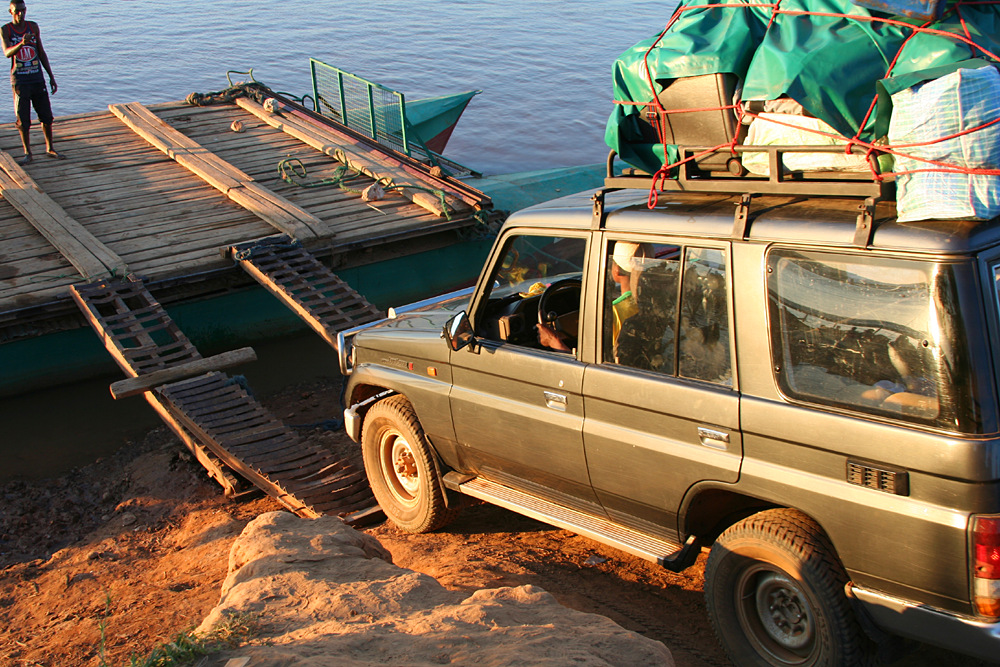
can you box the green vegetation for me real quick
[98,612,259,667]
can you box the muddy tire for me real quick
[705,508,878,667]
[361,395,458,533]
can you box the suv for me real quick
[336,166,1000,665]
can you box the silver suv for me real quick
[337,173,1000,665]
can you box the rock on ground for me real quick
[199,511,675,666]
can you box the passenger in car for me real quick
[615,262,678,371]
[608,241,649,343]
[537,240,650,353]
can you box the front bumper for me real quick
[344,390,394,442]
[851,585,1000,661]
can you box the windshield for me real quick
[769,249,988,433]
[489,235,587,299]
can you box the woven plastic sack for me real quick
[889,67,1000,222]
[742,113,870,176]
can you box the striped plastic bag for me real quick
[888,66,1000,223]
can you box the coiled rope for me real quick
[277,158,458,221]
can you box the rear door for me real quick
[582,235,741,541]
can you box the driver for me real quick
[536,241,648,352]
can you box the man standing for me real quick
[2,0,60,164]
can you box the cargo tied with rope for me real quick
[607,0,1000,221]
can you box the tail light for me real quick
[972,515,1000,618]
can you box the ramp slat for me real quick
[70,277,379,523]
[227,236,383,349]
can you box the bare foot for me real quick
[46,150,66,160]
[17,153,32,165]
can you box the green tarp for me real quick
[606,0,1000,175]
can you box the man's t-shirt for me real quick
[2,21,44,87]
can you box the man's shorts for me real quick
[12,81,53,128]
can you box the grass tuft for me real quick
[99,612,259,667]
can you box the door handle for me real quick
[543,391,567,411]
[698,426,730,450]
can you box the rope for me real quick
[27,271,77,283]
[185,81,273,107]
[277,158,458,220]
[457,209,503,241]
[231,239,302,262]
[277,158,371,195]
[633,0,1000,207]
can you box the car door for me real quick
[582,236,741,542]
[449,231,601,508]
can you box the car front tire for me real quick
[361,395,458,533]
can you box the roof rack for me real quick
[600,148,896,247]
[604,147,894,200]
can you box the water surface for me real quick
[27,1,672,174]
[1,1,674,477]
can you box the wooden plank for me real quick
[109,346,257,399]
[144,394,238,497]
[123,102,261,185]
[0,151,127,280]
[110,102,245,193]
[235,97,469,218]
[110,102,324,241]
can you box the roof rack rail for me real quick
[598,149,895,248]
[604,147,895,200]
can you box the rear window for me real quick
[768,249,986,433]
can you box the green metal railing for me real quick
[310,58,411,155]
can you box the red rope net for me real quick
[624,0,1000,207]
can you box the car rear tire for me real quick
[705,508,878,667]
[361,395,458,533]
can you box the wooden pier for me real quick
[0,89,498,517]
[0,92,495,343]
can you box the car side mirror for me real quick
[443,311,475,352]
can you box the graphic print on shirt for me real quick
[7,24,42,83]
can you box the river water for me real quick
[26,0,671,175]
[1,2,675,478]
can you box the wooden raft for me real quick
[0,150,127,281]
[69,277,380,523]
[109,102,323,241]
[226,236,383,349]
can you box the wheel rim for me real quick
[735,565,816,664]
[378,429,420,507]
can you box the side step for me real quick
[450,475,700,571]
[226,236,383,349]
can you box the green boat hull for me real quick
[1,239,492,398]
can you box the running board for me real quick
[449,475,700,571]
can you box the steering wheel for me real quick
[538,277,582,344]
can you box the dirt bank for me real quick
[0,378,989,666]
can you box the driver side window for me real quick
[478,234,587,351]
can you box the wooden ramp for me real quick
[69,277,381,524]
[226,236,383,348]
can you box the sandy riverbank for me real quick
[0,378,984,666]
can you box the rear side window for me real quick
[603,241,731,386]
[768,249,984,432]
